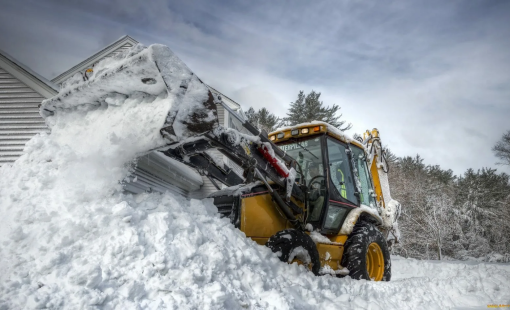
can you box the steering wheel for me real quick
[306,175,326,222]
[309,175,325,188]
[307,175,326,200]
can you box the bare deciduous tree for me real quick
[387,155,510,262]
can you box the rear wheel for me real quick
[266,229,321,275]
[341,220,391,281]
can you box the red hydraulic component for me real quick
[258,145,289,178]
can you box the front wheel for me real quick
[341,220,391,281]
[266,229,321,275]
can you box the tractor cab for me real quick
[270,123,378,235]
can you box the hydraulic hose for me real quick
[254,168,302,229]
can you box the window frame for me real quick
[350,144,377,207]
[303,134,329,227]
[325,137,359,207]
[277,134,330,228]
[318,137,360,235]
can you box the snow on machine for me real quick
[40,44,401,281]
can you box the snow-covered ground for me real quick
[1,45,509,309]
[1,160,509,310]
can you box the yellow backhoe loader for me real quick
[40,44,401,281]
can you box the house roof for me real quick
[0,48,58,98]
[207,85,241,110]
[51,35,139,85]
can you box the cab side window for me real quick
[352,146,376,207]
[326,139,357,205]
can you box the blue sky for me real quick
[1,0,509,175]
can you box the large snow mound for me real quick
[1,44,509,309]
[2,124,510,310]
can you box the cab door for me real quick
[320,137,359,234]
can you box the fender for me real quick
[339,205,383,235]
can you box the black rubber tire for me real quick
[266,229,321,276]
[341,220,391,281]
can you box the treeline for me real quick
[387,153,510,262]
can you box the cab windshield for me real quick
[278,136,324,184]
[278,136,326,223]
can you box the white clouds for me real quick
[231,86,282,113]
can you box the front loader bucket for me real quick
[40,44,219,142]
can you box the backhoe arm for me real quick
[363,129,401,241]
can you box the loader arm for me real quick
[160,125,307,227]
[40,43,306,229]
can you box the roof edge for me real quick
[51,35,139,85]
[207,85,241,109]
[0,48,58,98]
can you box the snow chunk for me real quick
[319,265,349,276]
[208,182,263,198]
[309,231,343,245]
[288,246,311,264]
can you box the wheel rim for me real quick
[366,242,384,281]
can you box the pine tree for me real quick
[257,108,281,133]
[245,107,282,133]
[285,90,352,131]
[245,107,257,125]
[493,130,510,166]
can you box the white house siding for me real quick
[0,67,48,166]
[124,151,204,197]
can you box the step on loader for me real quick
[40,43,401,281]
